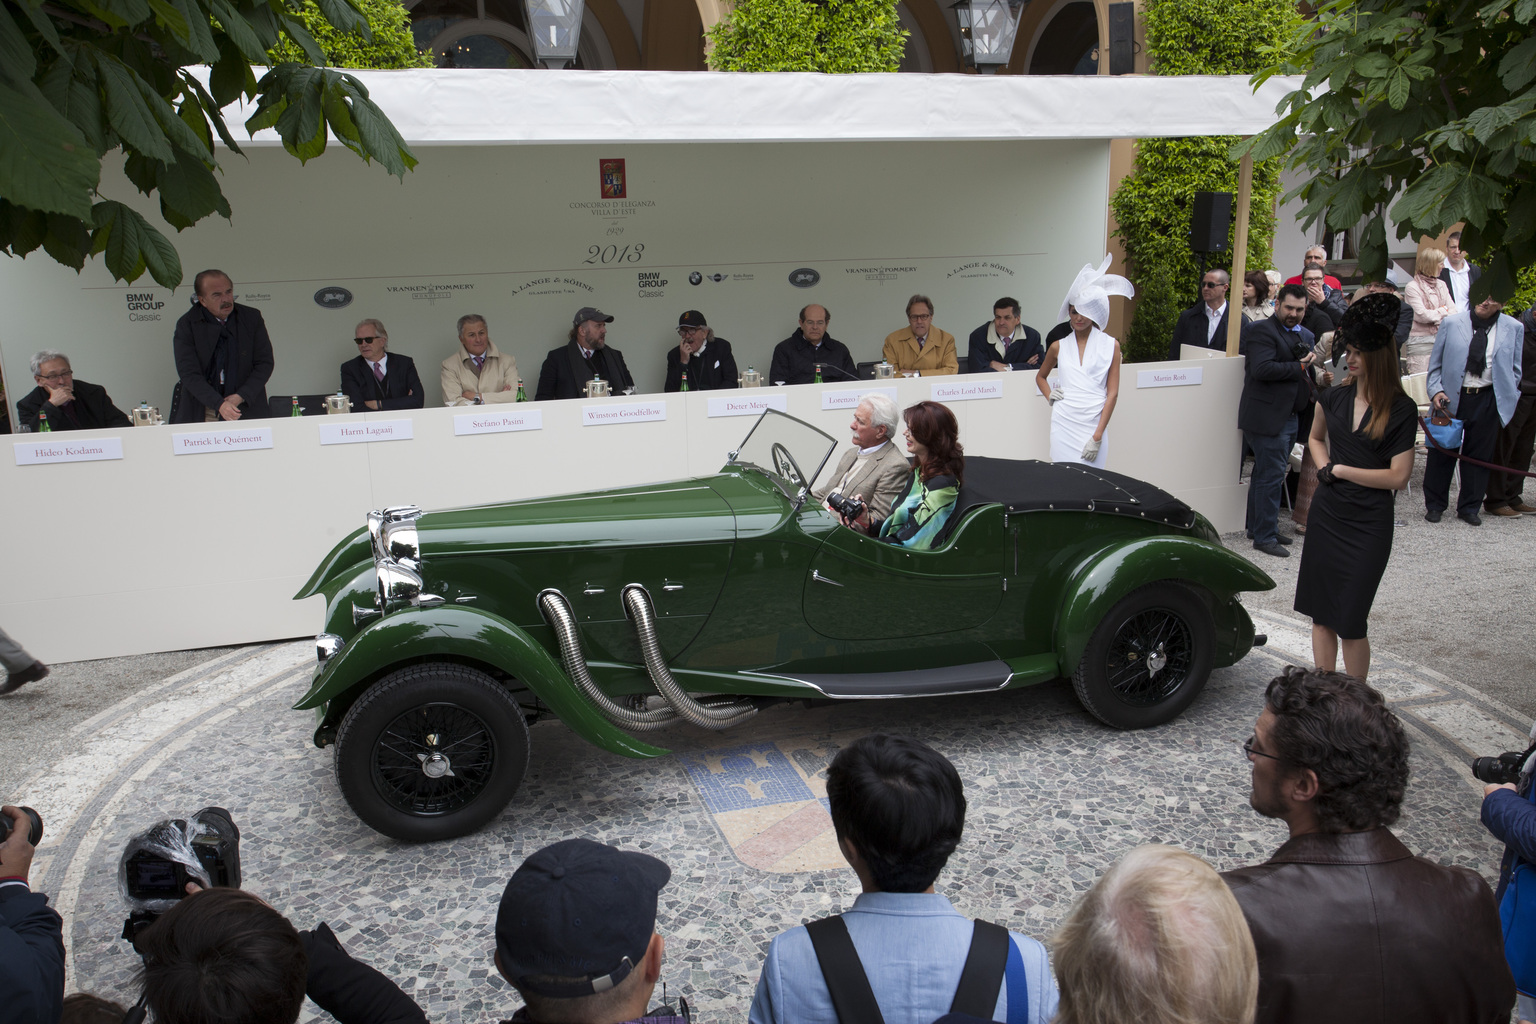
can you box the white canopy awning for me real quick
[219,69,1299,146]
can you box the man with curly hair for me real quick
[1223,667,1513,1024]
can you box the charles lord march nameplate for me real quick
[1137,367,1203,389]
[15,437,124,465]
[171,426,274,455]
[455,409,544,435]
[822,386,896,411]
[318,420,414,445]
[582,401,666,426]
[930,380,1003,402]
[708,395,788,418]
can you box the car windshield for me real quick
[729,410,837,500]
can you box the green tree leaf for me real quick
[93,53,174,162]
[0,79,99,220]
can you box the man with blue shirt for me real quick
[1425,296,1525,525]
[749,735,1057,1024]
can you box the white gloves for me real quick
[1081,438,1101,462]
[1047,387,1065,405]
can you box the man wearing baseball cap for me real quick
[664,310,739,392]
[535,307,636,400]
[495,838,683,1024]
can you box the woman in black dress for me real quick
[1294,293,1418,681]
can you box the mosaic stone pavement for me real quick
[17,607,1527,1022]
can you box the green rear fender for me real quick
[292,606,667,759]
[1055,537,1275,674]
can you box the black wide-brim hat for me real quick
[1338,292,1402,353]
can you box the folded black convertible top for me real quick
[956,457,1197,529]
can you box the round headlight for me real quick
[376,562,423,610]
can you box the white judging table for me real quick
[1,360,1244,663]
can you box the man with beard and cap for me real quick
[1424,295,1525,525]
[171,269,274,423]
[493,838,684,1024]
[536,307,635,400]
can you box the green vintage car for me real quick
[295,410,1273,841]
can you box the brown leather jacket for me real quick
[1223,828,1513,1024]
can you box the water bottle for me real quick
[291,396,302,417]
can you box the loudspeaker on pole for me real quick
[1190,192,1233,254]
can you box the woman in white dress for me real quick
[1035,256,1133,468]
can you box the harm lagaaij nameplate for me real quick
[318,420,415,445]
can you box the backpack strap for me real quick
[805,915,886,1024]
[949,920,1010,1019]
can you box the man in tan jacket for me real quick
[883,295,958,376]
[812,393,913,522]
[440,314,520,405]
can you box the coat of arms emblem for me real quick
[600,158,626,199]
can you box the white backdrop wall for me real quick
[0,139,1109,410]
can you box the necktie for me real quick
[1467,320,1490,378]
[472,354,485,372]
[372,361,385,382]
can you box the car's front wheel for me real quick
[1072,583,1215,730]
[334,664,530,841]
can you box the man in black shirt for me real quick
[15,351,132,431]
[535,307,635,400]
[769,304,857,385]
[171,269,274,422]
[664,310,739,391]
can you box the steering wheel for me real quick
[770,442,806,492]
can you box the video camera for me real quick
[1471,741,1536,786]
[119,806,242,946]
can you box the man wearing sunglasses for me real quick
[664,310,738,392]
[1223,666,1512,1024]
[341,319,424,411]
[1167,269,1231,359]
[15,350,131,431]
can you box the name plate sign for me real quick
[821,386,896,411]
[707,394,788,418]
[1137,367,1204,389]
[318,419,414,445]
[455,409,544,435]
[171,427,273,456]
[582,401,666,426]
[15,437,124,465]
[930,380,1003,402]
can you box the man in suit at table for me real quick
[1168,269,1232,360]
[967,296,1043,373]
[170,269,274,423]
[535,307,635,400]
[341,319,424,411]
[1424,296,1524,526]
[882,295,958,376]
[812,393,912,522]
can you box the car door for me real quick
[802,507,1004,641]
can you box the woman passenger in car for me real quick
[838,400,963,550]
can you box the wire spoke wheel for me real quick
[372,702,496,815]
[1073,583,1215,729]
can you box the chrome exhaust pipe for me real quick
[537,589,680,731]
[621,584,756,730]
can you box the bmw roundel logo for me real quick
[689,271,703,286]
[788,268,820,288]
[314,286,353,309]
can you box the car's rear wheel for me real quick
[334,664,529,841]
[1072,583,1215,730]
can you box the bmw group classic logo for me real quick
[314,287,353,309]
[788,268,821,288]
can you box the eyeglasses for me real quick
[354,336,380,344]
[1202,281,1225,288]
[909,312,933,321]
[677,326,705,336]
[1242,735,1281,762]
[37,370,73,381]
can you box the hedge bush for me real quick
[706,0,907,72]
[267,0,433,69]
[1109,0,1291,363]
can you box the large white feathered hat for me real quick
[1057,254,1135,330]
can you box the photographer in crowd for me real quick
[1480,728,1536,1024]
[0,805,63,1024]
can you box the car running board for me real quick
[752,660,1014,700]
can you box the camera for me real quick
[120,806,242,913]
[1289,337,1312,362]
[0,805,43,846]
[827,491,866,521]
[1471,742,1536,785]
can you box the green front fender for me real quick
[295,526,371,600]
[292,606,668,759]
[1055,537,1275,675]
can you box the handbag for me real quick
[1425,408,1464,449]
